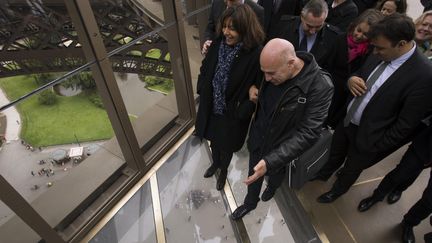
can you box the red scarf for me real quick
[347,34,369,63]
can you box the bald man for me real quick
[231,38,334,220]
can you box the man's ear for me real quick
[398,40,407,47]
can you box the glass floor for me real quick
[87,134,295,243]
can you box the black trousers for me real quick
[372,145,428,200]
[243,150,285,207]
[210,145,233,171]
[319,122,392,194]
[404,169,432,226]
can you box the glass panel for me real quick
[0,1,88,96]
[98,7,180,150]
[180,12,207,95]
[227,151,296,243]
[0,201,42,242]
[89,0,165,51]
[90,180,156,243]
[157,137,236,242]
[0,68,126,238]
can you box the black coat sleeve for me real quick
[263,75,334,173]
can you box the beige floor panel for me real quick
[298,146,431,243]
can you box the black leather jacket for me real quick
[248,52,334,174]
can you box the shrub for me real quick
[88,93,104,109]
[34,73,55,86]
[38,89,58,105]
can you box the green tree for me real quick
[38,89,58,105]
[34,73,55,86]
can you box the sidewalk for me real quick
[0,88,21,141]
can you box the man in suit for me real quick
[257,0,303,38]
[358,121,431,213]
[313,13,432,203]
[357,124,432,243]
[231,38,334,220]
[275,0,341,81]
[202,0,264,54]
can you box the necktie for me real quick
[343,61,389,127]
[299,36,308,52]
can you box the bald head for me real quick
[260,38,301,85]
[261,38,296,65]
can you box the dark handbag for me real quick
[286,70,333,189]
[287,128,332,189]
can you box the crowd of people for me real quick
[195,0,432,242]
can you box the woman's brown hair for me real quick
[347,9,384,36]
[216,4,265,50]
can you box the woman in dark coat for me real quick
[326,9,383,127]
[195,4,265,190]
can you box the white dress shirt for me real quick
[348,43,416,125]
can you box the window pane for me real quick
[0,201,42,242]
[88,0,182,151]
[89,0,166,53]
[90,180,156,243]
[0,69,126,240]
[157,137,236,242]
[0,1,88,88]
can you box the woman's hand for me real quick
[249,85,259,104]
[201,40,213,56]
[348,76,367,97]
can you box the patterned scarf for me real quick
[347,34,369,63]
[212,40,242,115]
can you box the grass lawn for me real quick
[0,75,114,147]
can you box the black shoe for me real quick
[231,204,256,220]
[401,221,415,243]
[216,170,227,191]
[203,165,218,178]
[317,190,342,203]
[387,189,402,204]
[309,173,329,182]
[358,196,381,212]
[261,186,277,202]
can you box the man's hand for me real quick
[249,85,259,104]
[244,159,267,185]
[201,40,213,55]
[348,76,367,97]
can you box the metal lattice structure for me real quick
[0,0,171,78]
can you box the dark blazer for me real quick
[326,33,371,127]
[257,0,302,38]
[276,16,341,75]
[326,0,358,32]
[204,0,264,41]
[411,123,432,164]
[350,49,432,152]
[195,38,262,152]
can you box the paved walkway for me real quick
[0,88,21,142]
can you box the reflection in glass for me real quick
[90,181,156,243]
[108,31,178,148]
[0,69,125,235]
[181,14,206,94]
[90,0,165,50]
[0,201,42,242]
[0,1,86,81]
[157,137,236,243]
